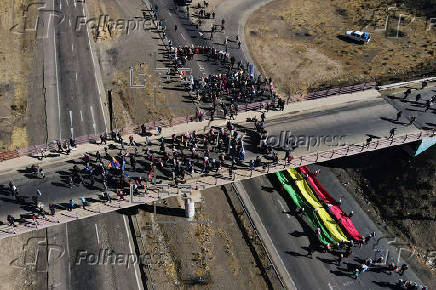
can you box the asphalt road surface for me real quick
[239,167,423,290]
[0,89,428,223]
[42,0,106,143]
[41,211,142,290]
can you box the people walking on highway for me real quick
[7,215,15,227]
[66,200,73,211]
[399,263,408,276]
[402,88,412,100]
[408,116,417,125]
[388,128,396,139]
[421,81,428,90]
[395,111,402,121]
[49,203,55,215]
[39,168,45,179]
[9,181,17,196]
[337,253,343,266]
[80,197,87,209]
[425,99,432,112]
[32,214,38,227]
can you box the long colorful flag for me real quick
[299,166,362,241]
[276,171,335,245]
[287,169,349,243]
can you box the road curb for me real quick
[233,181,297,290]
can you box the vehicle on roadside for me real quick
[344,30,371,44]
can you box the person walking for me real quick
[408,116,416,126]
[174,24,177,31]
[81,197,87,209]
[402,88,411,100]
[395,111,402,121]
[49,203,55,216]
[425,99,432,112]
[39,168,45,179]
[388,128,396,139]
[366,136,373,147]
[68,200,75,211]
[337,253,343,266]
[7,215,15,227]
[399,264,408,276]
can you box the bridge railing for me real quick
[0,82,377,162]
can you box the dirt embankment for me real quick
[329,144,436,286]
[87,0,198,130]
[136,185,282,289]
[0,0,41,150]
[245,0,436,95]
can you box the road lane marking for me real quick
[65,224,71,288]
[95,224,100,244]
[181,33,186,40]
[80,110,83,122]
[123,215,142,290]
[69,110,74,137]
[69,19,71,27]
[83,3,108,131]
[72,43,74,51]
[277,199,291,219]
[53,0,62,139]
[277,199,285,210]
[90,106,97,134]
[75,72,78,81]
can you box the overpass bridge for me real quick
[0,81,435,240]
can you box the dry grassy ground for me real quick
[137,186,281,289]
[87,0,176,129]
[245,0,436,95]
[0,0,38,150]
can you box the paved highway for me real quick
[0,85,432,223]
[239,167,423,290]
[43,0,106,143]
[42,211,142,289]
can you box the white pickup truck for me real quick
[344,30,371,44]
